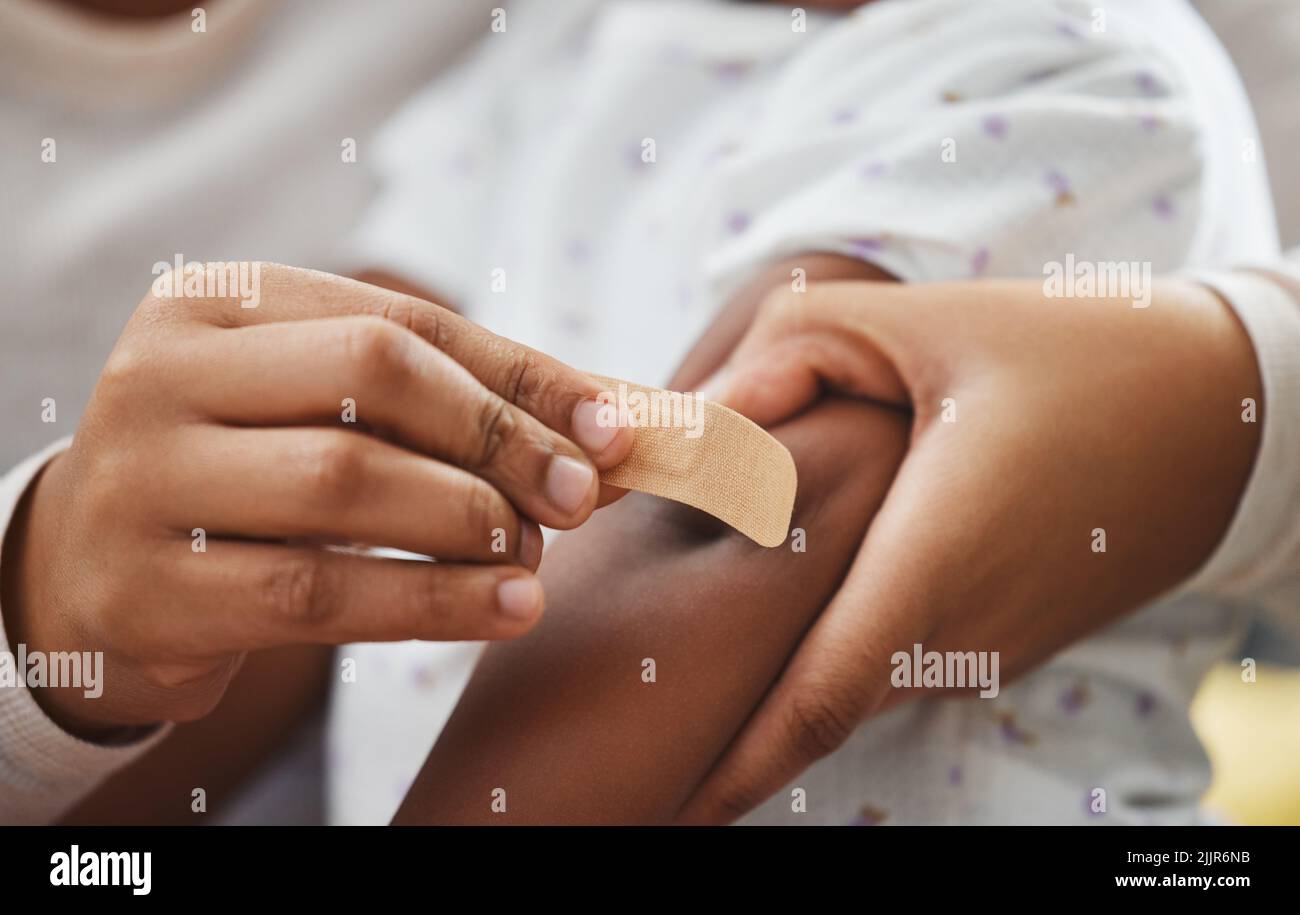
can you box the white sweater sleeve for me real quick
[0,439,171,825]
[1183,254,1300,606]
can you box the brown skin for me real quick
[675,277,1261,822]
[54,0,199,17]
[61,643,331,824]
[395,270,1261,825]
[58,0,869,18]
[44,261,1261,824]
[56,270,458,824]
[12,0,880,822]
[395,256,899,824]
[52,257,886,823]
[395,401,908,824]
[0,263,633,740]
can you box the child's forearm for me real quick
[395,399,906,824]
[393,254,897,825]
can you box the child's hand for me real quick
[0,263,631,738]
[680,276,1262,823]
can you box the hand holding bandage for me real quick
[1,264,636,737]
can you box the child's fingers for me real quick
[676,440,961,825]
[705,283,915,425]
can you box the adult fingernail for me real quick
[497,576,543,621]
[572,398,620,455]
[546,455,595,515]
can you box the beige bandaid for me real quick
[592,376,797,548]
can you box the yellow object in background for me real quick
[1192,662,1300,825]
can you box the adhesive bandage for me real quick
[591,376,797,548]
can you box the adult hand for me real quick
[0,263,632,736]
[678,276,1262,822]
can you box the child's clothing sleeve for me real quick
[340,53,500,309]
[701,0,1276,302]
[341,0,603,308]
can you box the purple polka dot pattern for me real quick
[860,160,888,179]
[847,236,886,257]
[1056,20,1084,40]
[997,712,1038,746]
[412,665,437,690]
[624,141,651,171]
[1059,681,1090,715]
[725,211,751,235]
[713,60,753,81]
[849,803,889,826]
[566,238,592,262]
[982,115,1008,139]
[448,148,477,178]
[1046,169,1076,207]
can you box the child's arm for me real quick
[394,258,904,825]
[396,401,907,825]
